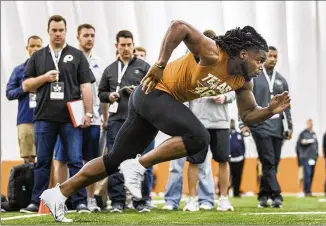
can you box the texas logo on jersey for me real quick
[189,73,233,97]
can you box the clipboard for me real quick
[67,100,85,128]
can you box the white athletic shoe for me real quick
[162,204,175,211]
[119,155,146,200]
[199,203,213,210]
[87,198,101,212]
[297,192,305,198]
[217,196,234,212]
[183,197,199,212]
[39,184,72,223]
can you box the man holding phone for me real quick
[98,30,152,212]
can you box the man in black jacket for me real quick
[241,46,293,208]
[98,30,152,213]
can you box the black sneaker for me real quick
[20,203,39,213]
[135,204,151,213]
[257,197,269,208]
[76,203,91,213]
[110,203,124,213]
[272,198,283,208]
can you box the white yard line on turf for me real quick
[1,210,76,221]
[242,212,326,215]
[1,213,49,221]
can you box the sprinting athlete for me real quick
[40,21,290,222]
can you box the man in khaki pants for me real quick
[6,35,43,163]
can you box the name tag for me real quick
[271,114,280,119]
[50,82,64,100]
[29,93,37,108]
[109,102,119,113]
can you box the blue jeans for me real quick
[82,125,101,161]
[106,120,154,206]
[164,152,215,208]
[32,121,85,205]
[55,126,101,162]
[301,158,316,195]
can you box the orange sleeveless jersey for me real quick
[156,46,246,102]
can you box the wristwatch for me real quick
[154,63,165,69]
[86,113,93,119]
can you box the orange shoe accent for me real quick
[38,200,50,214]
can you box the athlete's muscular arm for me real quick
[141,20,217,94]
[157,20,218,67]
[236,81,291,125]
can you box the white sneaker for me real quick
[297,192,305,198]
[183,197,199,212]
[199,203,213,210]
[87,198,101,212]
[162,204,175,211]
[119,155,146,200]
[217,196,234,212]
[39,184,73,223]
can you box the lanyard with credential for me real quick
[49,43,67,81]
[262,66,276,98]
[116,61,129,92]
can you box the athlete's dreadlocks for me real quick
[213,26,268,59]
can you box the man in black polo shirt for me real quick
[21,15,95,217]
[98,30,153,213]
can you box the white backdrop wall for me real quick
[1,1,326,160]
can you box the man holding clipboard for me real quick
[21,15,95,217]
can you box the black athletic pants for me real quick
[103,85,210,176]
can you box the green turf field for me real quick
[1,197,326,225]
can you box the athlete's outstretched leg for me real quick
[39,90,158,222]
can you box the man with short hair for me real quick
[53,23,103,212]
[98,30,153,213]
[241,46,293,208]
[21,15,95,217]
[6,35,42,163]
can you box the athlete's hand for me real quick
[141,64,164,95]
[268,91,291,114]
